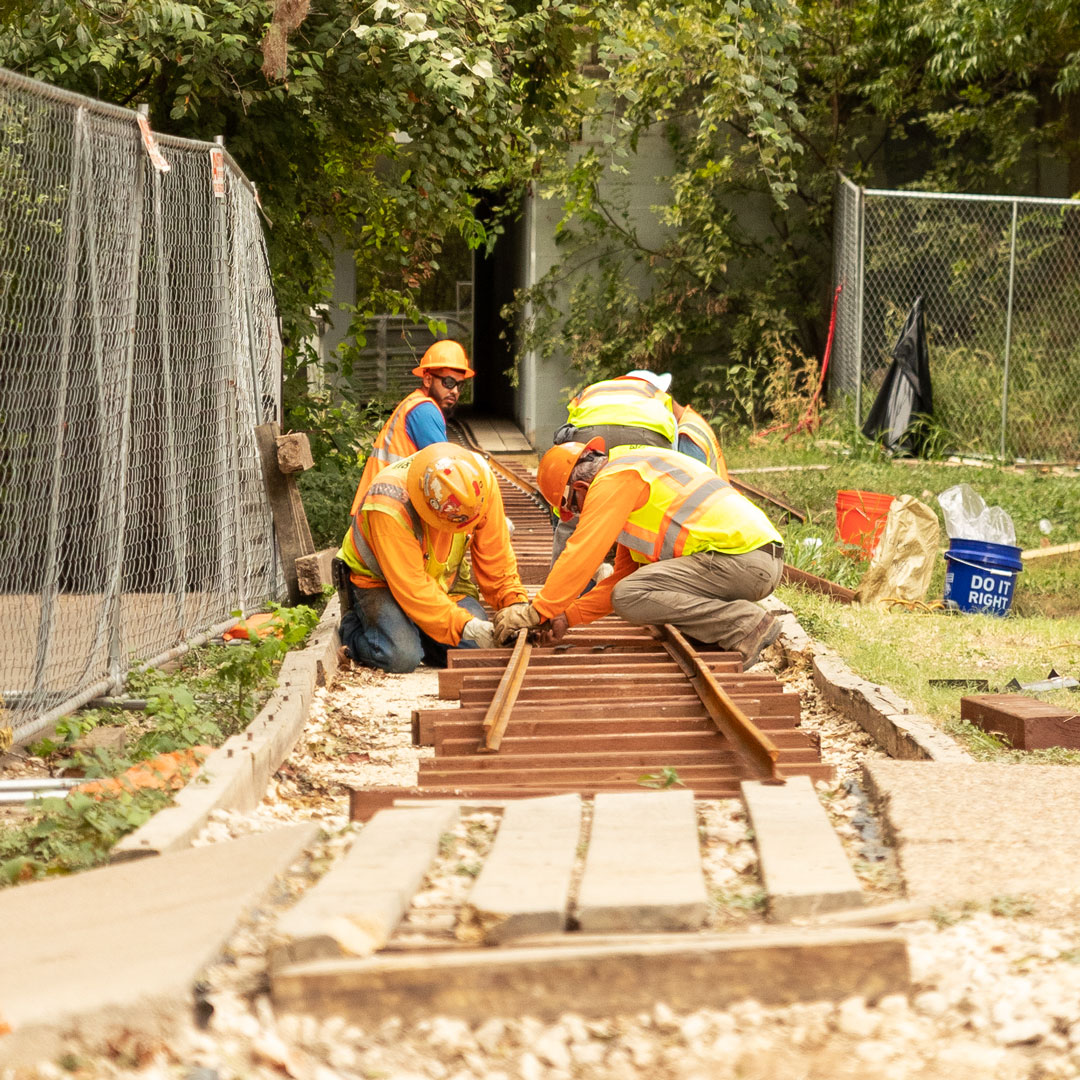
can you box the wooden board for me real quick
[271,927,910,1023]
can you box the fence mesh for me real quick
[832,174,1080,461]
[0,69,283,744]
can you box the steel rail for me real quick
[654,624,783,783]
[478,629,532,753]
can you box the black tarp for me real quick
[862,295,934,455]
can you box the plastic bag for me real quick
[854,494,941,606]
[936,483,1016,546]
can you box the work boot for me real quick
[736,613,780,671]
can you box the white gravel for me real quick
[9,650,1080,1080]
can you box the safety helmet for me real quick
[406,443,490,531]
[536,437,606,522]
[623,369,672,393]
[411,339,476,379]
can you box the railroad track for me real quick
[270,428,902,1018]
[350,428,831,820]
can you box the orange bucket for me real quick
[835,489,895,557]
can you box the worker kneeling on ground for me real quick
[337,443,528,673]
[494,441,784,670]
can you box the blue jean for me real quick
[339,584,486,673]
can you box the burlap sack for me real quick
[854,494,940,606]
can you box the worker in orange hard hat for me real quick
[348,339,476,514]
[335,442,527,673]
[494,440,784,671]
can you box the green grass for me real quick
[726,407,1080,760]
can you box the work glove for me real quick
[494,602,542,645]
[461,618,496,649]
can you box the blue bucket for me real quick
[943,538,1024,616]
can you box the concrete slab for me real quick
[577,790,707,932]
[270,804,459,968]
[0,823,319,1065]
[742,775,864,921]
[462,794,581,943]
[865,759,1080,906]
[271,927,910,1024]
[460,416,533,453]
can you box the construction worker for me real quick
[673,401,729,481]
[351,339,475,510]
[337,443,528,673]
[494,440,784,670]
[550,369,677,568]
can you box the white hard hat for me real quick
[624,369,672,393]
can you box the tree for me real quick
[0,0,582,372]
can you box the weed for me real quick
[216,603,319,726]
[637,766,685,789]
[0,787,173,885]
[990,894,1037,919]
[712,887,767,912]
[438,832,457,857]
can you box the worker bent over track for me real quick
[495,441,784,670]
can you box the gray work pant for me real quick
[611,547,783,649]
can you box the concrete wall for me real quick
[516,120,677,450]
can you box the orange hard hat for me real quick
[406,443,491,531]
[411,340,476,378]
[536,437,605,522]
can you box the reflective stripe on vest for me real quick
[605,448,781,562]
[348,477,423,582]
[677,411,719,471]
[567,379,677,444]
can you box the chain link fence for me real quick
[832,173,1080,462]
[0,68,283,745]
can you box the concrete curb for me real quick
[762,595,970,764]
[111,597,343,861]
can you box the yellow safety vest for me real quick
[605,447,781,563]
[337,458,476,598]
[676,406,729,480]
[351,389,434,514]
[567,378,677,444]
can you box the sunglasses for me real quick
[434,374,466,390]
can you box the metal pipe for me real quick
[854,184,866,428]
[31,106,85,700]
[1001,200,1018,461]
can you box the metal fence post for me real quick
[1001,199,1018,461]
[104,105,147,691]
[31,105,86,698]
[854,184,866,428]
[214,135,245,615]
[154,158,186,641]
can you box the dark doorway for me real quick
[470,192,520,419]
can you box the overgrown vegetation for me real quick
[0,603,320,885]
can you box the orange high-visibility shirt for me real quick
[362,481,527,644]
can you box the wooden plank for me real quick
[577,790,707,932]
[742,776,864,922]
[255,421,315,605]
[461,795,581,943]
[961,694,1080,750]
[1020,541,1080,562]
[295,547,337,597]
[271,929,910,1023]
